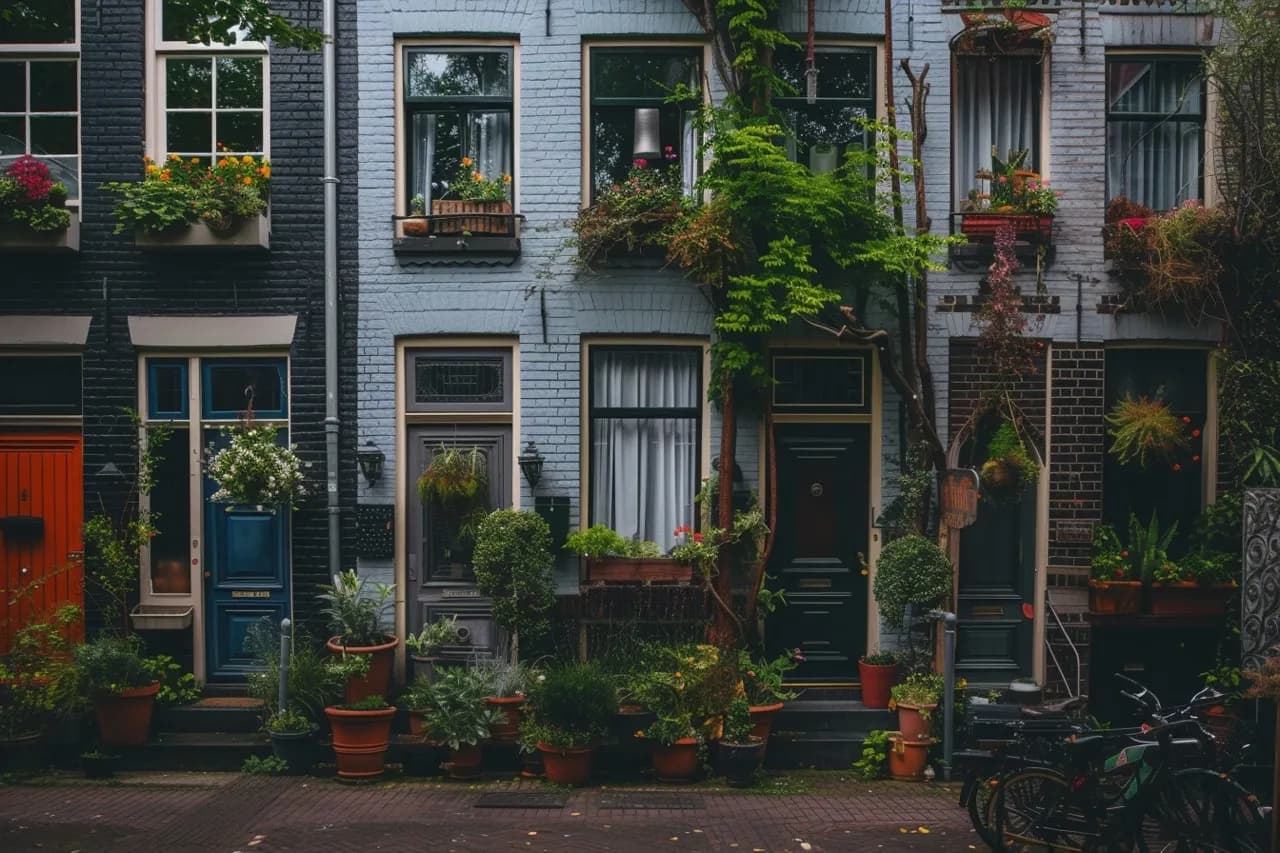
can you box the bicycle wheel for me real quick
[992,767,1094,852]
[968,771,1000,848]
[1140,768,1268,853]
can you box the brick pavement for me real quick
[0,774,982,852]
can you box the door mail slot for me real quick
[797,578,833,590]
[971,605,1005,618]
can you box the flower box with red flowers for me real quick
[0,155,77,252]
[957,148,1059,247]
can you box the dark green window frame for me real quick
[774,44,877,169]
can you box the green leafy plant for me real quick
[399,676,434,713]
[102,152,270,234]
[475,658,534,698]
[644,712,699,746]
[861,651,898,666]
[245,622,351,725]
[75,635,153,696]
[416,446,490,549]
[573,163,684,267]
[979,421,1039,498]
[1127,511,1178,586]
[1200,662,1244,701]
[852,729,890,780]
[872,535,953,629]
[964,147,1060,215]
[337,695,390,712]
[721,697,755,745]
[891,671,944,710]
[521,663,616,749]
[144,655,200,707]
[409,193,425,216]
[442,155,511,202]
[1106,395,1189,468]
[266,710,315,735]
[405,616,461,658]
[1090,524,1132,582]
[421,666,502,750]
[563,524,660,559]
[318,570,395,648]
[738,649,801,706]
[241,754,289,775]
[471,510,556,661]
[0,156,71,232]
[205,421,307,508]
[0,597,83,738]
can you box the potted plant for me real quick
[1149,551,1236,616]
[206,421,308,509]
[245,621,351,744]
[1,601,83,770]
[74,635,159,749]
[471,510,556,662]
[417,445,491,571]
[400,675,434,737]
[979,421,1039,501]
[852,729,890,780]
[890,671,943,741]
[422,667,503,780]
[405,616,462,683]
[403,194,428,236]
[319,570,398,702]
[858,652,900,710]
[1106,395,1190,468]
[266,710,318,775]
[739,649,801,745]
[887,732,935,780]
[0,155,74,249]
[476,659,533,743]
[0,669,46,773]
[80,749,121,780]
[715,698,764,787]
[644,712,702,782]
[324,695,397,780]
[431,157,513,235]
[872,534,954,631]
[572,160,684,267]
[959,147,1059,242]
[566,524,689,583]
[1088,524,1142,614]
[521,663,616,787]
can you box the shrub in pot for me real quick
[1088,524,1141,614]
[521,663,615,786]
[266,710,318,775]
[1,602,83,766]
[423,667,503,780]
[319,570,398,702]
[405,616,462,683]
[891,671,943,741]
[80,750,120,780]
[858,652,900,710]
[400,675,434,738]
[75,635,159,748]
[476,658,533,743]
[324,695,397,780]
[738,649,801,744]
[245,621,353,746]
[564,524,685,583]
[644,713,701,782]
[471,509,556,663]
[714,698,763,787]
[872,535,953,633]
[979,421,1039,501]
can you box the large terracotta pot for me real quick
[1089,580,1142,615]
[448,743,484,780]
[485,695,524,742]
[651,737,700,781]
[748,702,784,743]
[896,703,936,741]
[94,682,159,748]
[887,734,934,780]
[1148,583,1234,616]
[858,660,900,710]
[328,634,399,703]
[325,705,396,780]
[538,743,595,786]
[407,708,432,738]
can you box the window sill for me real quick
[393,213,522,264]
[135,214,270,251]
[0,217,79,253]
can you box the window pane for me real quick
[1109,60,1202,116]
[150,361,188,418]
[0,0,75,44]
[167,59,212,109]
[0,355,80,414]
[410,111,461,203]
[206,362,284,416]
[29,115,75,155]
[773,356,867,408]
[954,57,1040,206]
[216,56,262,108]
[1107,120,1201,210]
[0,117,25,151]
[592,349,700,409]
[405,50,511,98]
[29,61,76,112]
[592,104,685,192]
[776,48,873,100]
[591,417,698,550]
[415,357,504,405]
[592,50,699,101]
[216,111,262,154]
[0,63,26,112]
[466,111,511,185]
[149,427,192,595]
[167,111,211,155]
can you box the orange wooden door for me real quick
[0,431,84,654]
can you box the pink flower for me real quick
[633,158,648,169]
[997,175,1008,184]
[692,532,703,543]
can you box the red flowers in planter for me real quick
[9,155,54,201]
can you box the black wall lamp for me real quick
[357,440,385,487]
[518,441,545,490]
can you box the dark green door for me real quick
[766,423,870,682]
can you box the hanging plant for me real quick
[979,421,1039,499]
[1106,395,1189,467]
[417,446,489,515]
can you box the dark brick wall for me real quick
[0,0,359,633]
[946,338,1048,452]
[1048,344,1105,574]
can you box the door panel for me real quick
[0,432,84,654]
[766,424,870,681]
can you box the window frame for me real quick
[404,347,514,414]
[146,0,269,162]
[773,43,878,169]
[0,1,80,203]
[1104,53,1207,211]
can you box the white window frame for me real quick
[145,0,269,161]
[0,0,81,204]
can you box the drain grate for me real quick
[598,792,703,810]
[475,791,569,809]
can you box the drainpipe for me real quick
[322,0,341,581]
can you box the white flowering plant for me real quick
[206,423,307,508]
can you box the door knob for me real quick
[204,571,212,579]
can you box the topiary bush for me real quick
[471,509,556,660]
[872,534,953,629]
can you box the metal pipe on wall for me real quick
[322,0,341,580]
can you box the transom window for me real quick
[402,46,514,210]
[589,347,701,551]
[588,47,701,200]
[953,56,1042,207]
[775,46,875,172]
[406,348,513,413]
[1106,56,1204,211]
[0,1,79,199]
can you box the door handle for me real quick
[204,571,212,579]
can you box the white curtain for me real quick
[470,111,512,189]
[591,350,699,552]
[411,111,512,206]
[412,113,437,205]
[954,57,1040,207]
[1106,62,1202,210]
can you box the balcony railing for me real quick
[393,213,524,259]
[948,211,1055,270]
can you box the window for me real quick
[775,46,875,172]
[1106,57,1204,211]
[589,347,701,551]
[0,1,79,198]
[403,47,513,210]
[0,355,80,414]
[405,348,513,413]
[771,353,869,411]
[953,57,1041,207]
[152,0,266,160]
[588,47,701,199]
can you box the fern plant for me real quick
[1106,395,1189,467]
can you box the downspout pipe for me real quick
[322,0,341,581]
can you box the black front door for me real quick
[766,423,871,682]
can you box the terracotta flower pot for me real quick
[94,682,159,748]
[448,743,484,780]
[538,743,595,786]
[896,703,936,741]
[1148,583,1235,616]
[748,702,784,743]
[485,695,524,742]
[328,634,398,703]
[650,737,700,782]
[402,217,429,237]
[325,705,396,780]
[887,734,935,780]
[1089,580,1142,615]
[858,660,900,710]
[407,708,432,738]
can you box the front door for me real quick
[0,431,83,653]
[767,423,870,682]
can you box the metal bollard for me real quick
[941,611,957,782]
[278,618,292,714]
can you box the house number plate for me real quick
[231,590,271,599]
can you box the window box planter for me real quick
[959,212,1053,242]
[129,604,194,631]
[1148,582,1235,617]
[0,217,79,252]
[584,557,692,584]
[430,200,513,235]
[135,214,269,250]
[1088,580,1142,615]
[394,213,522,259]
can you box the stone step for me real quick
[155,698,265,734]
[119,732,272,772]
[764,730,876,770]
[773,699,896,733]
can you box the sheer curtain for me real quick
[1106,62,1202,210]
[412,113,437,204]
[591,350,699,552]
[954,57,1041,206]
[411,111,512,206]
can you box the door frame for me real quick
[761,341,883,682]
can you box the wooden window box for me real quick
[584,557,692,584]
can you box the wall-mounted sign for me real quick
[231,590,271,599]
[941,468,980,530]
[441,588,481,599]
